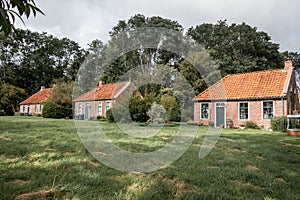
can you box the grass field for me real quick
[0,116,300,200]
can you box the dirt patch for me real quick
[29,153,42,160]
[94,151,108,157]
[275,177,286,183]
[0,135,13,141]
[128,171,146,176]
[217,146,247,153]
[282,143,300,148]
[10,179,31,185]
[256,155,265,160]
[245,165,260,171]
[63,152,74,156]
[230,180,262,190]
[14,189,52,200]
[87,161,100,167]
[5,158,19,163]
[33,161,40,166]
[207,166,220,169]
[45,146,55,151]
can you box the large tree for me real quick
[0,28,86,94]
[102,14,184,84]
[0,0,44,36]
[0,84,27,115]
[187,20,285,76]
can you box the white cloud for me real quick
[14,0,300,52]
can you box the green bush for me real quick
[246,121,259,129]
[42,100,71,118]
[129,95,155,122]
[97,115,106,121]
[168,107,181,122]
[106,108,115,123]
[271,116,287,132]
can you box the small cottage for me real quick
[193,61,299,128]
[19,86,52,115]
[73,80,131,120]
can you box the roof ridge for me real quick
[225,68,283,77]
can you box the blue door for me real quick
[215,103,225,128]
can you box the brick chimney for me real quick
[284,60,293,70]
[98,80,105,87]
[40,86,45,91]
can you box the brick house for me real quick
[19,86,52,115]
[73,80,131,120]
[193,61,299,128]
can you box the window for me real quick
[200,103,209,119]
[78,103,82,115]
[34,104,37,113]
[239,102,249,120]
[39,104,42,112]
[263,101,273,119]
[216,102,225,107]
[27,105,30,113]
[22,105,25,113]
[106,102,111,111]
[98,102,102,116]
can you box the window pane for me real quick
[239,102,248,119]
[98,102,102,116]
[263,101,273,119]
[106,102,111,110]
[201,103,209,119]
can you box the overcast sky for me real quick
[15,0,300,52]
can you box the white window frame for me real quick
[106,101,111,111]
[262,101,274,120]
[98,102,102,116]
[78,103,82,115]
[200,103,209,119]
[238,102,249,120]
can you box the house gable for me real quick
[20,87,52,105]
[193,61,298,128]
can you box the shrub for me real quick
[246,121,259,129]
[147,103,166,124]
[42,100,71,118]
[106,108,114,123]
[271,116,287,132]
[97,115,106,121]
[129,95,154,122]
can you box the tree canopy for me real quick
[187,20,285,76]
[0,28,86,95]
[0,0,44,36]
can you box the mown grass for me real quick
[0,116,300,199]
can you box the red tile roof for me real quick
[74,81,129,101]
[20,88,52,105]
[194,69,289,101]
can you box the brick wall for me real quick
[19,104,43,115]
[194,99,288,128]
[74,100,114,119]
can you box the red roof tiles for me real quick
[74,81,129,101]
[194,69,289,101]
[20,88,52,105]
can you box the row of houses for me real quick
[20,61,299,128]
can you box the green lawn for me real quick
[0,116,300,199]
